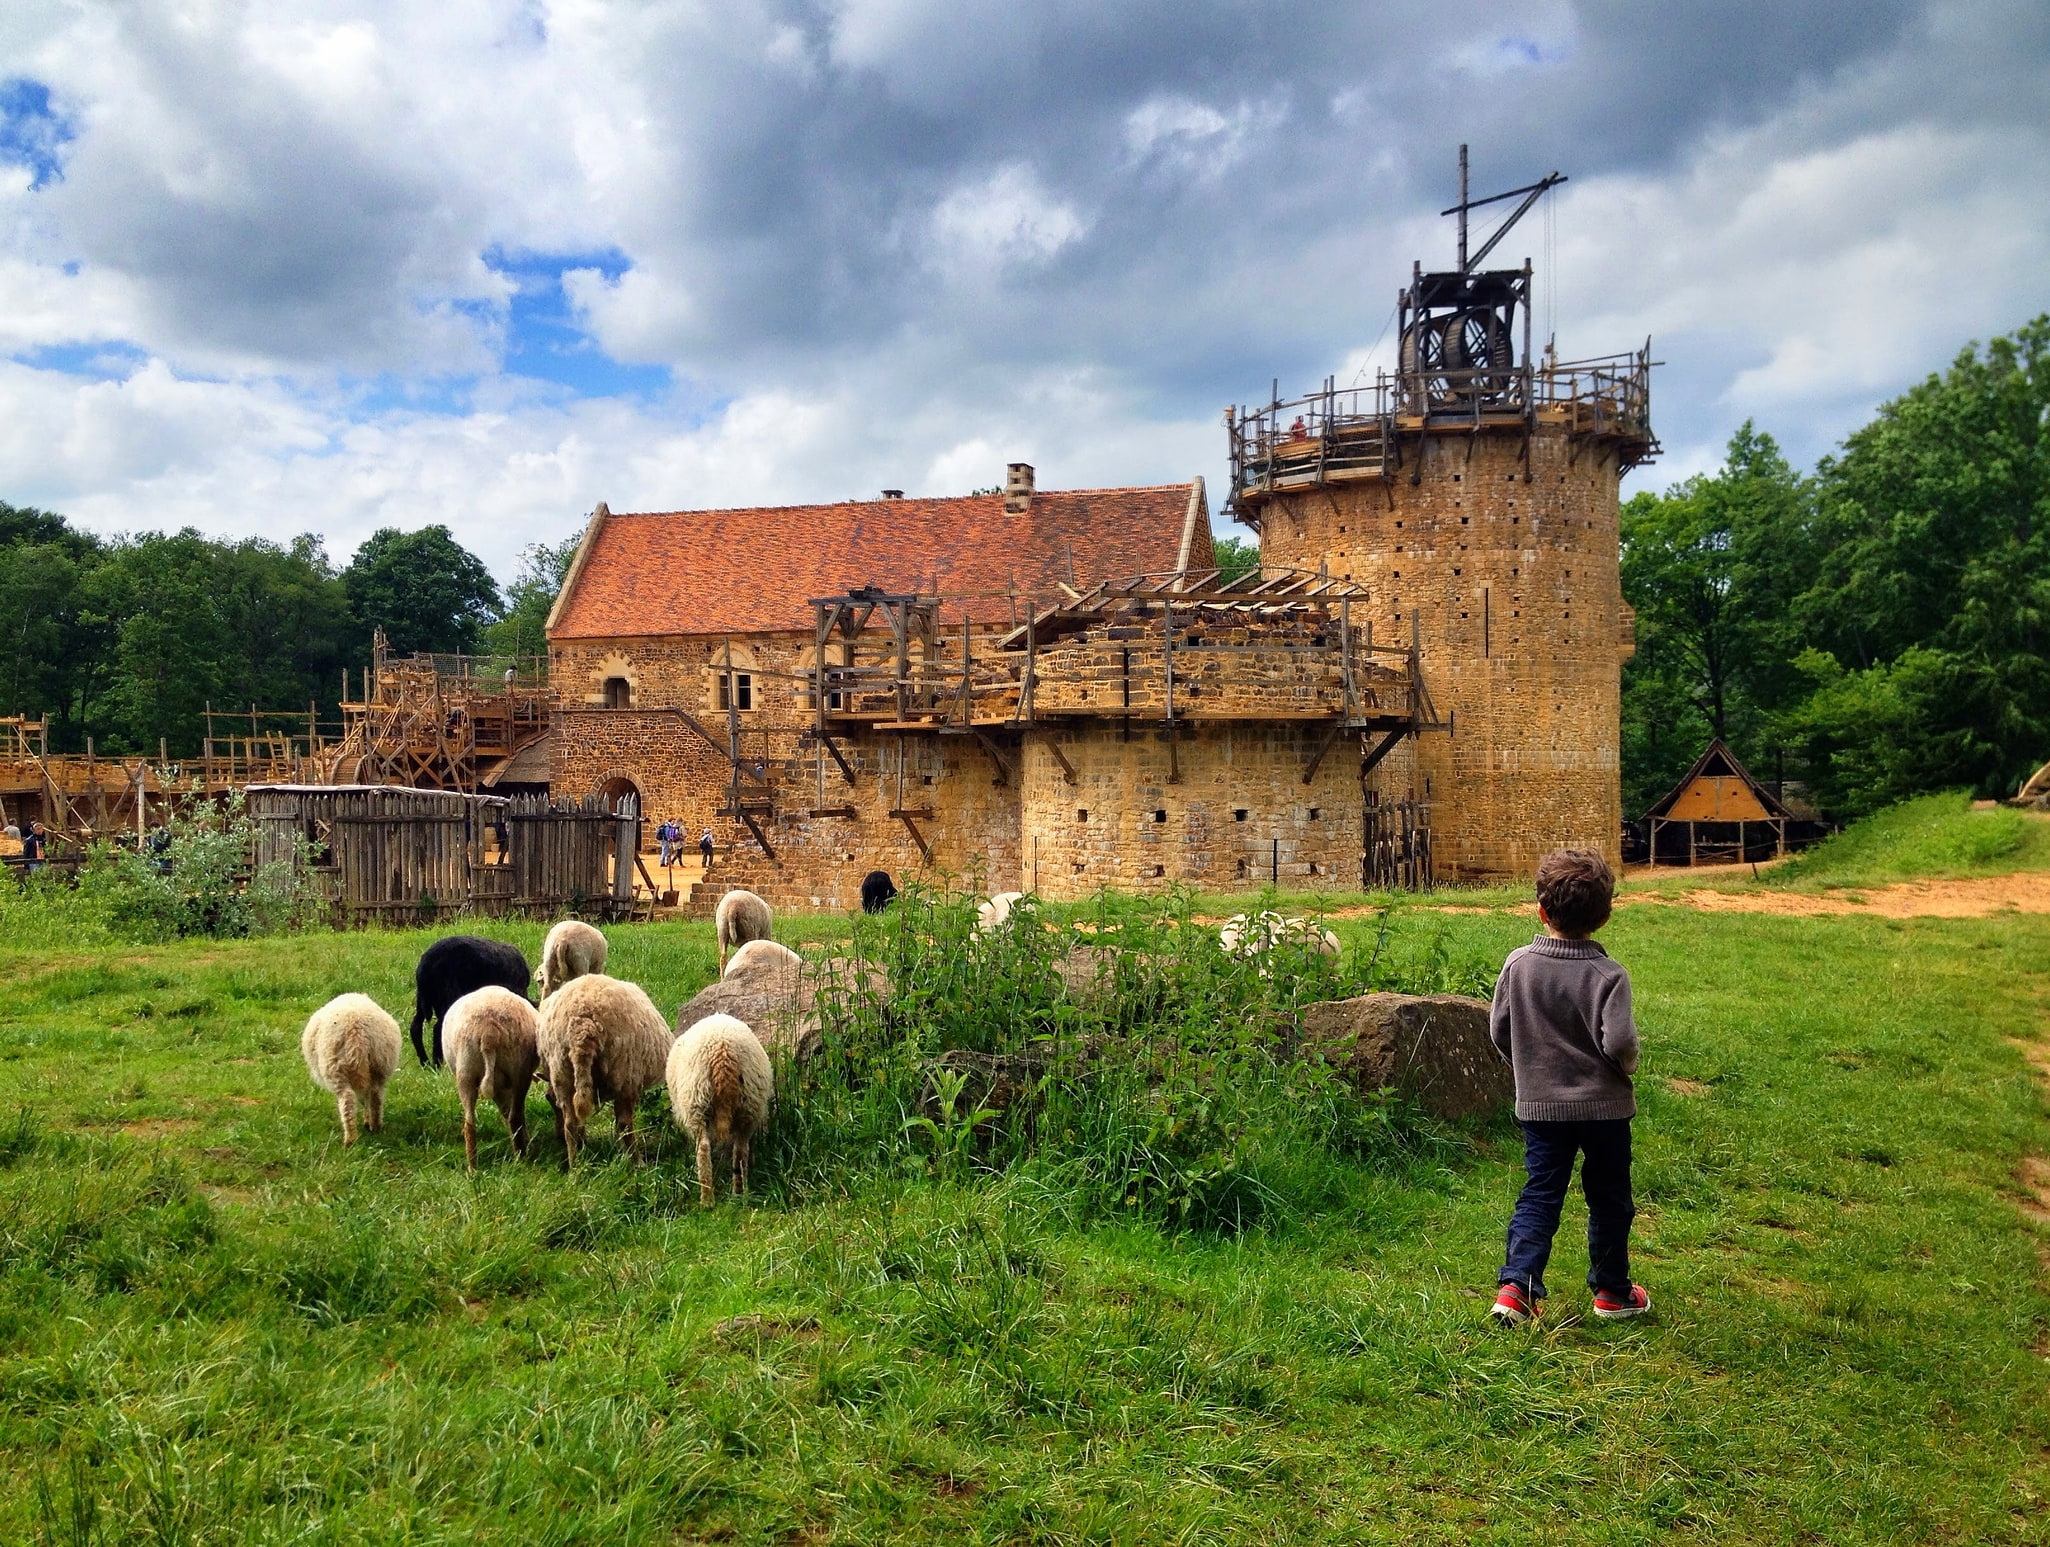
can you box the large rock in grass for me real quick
[1296,994,1510,1120]
[674,949,821,1063]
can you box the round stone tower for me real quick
[1227,178,1655,881]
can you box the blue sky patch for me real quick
[1,79,75,190]
[482,246,670,398]
[13,340,147,380]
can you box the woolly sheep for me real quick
[535,973,674,1167]
[410,935,531,1067]
[723,938,802,980]
[859,870,898,913]
[443,985,541,1168]
[537,919,608,1001]
[977,891,1026,932]
[1219,910,1341,959]
[666,1013,774,1207]
[714,888,774,972]
[301,993,401,1147]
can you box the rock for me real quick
[674,950,821,1062]
[920,1048,1055,1119]
[1295,993,1511,1120]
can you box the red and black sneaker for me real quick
[1592,1284,1652,1320]
[1490,1282,1539,1326]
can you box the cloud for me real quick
[0,0,2042,572]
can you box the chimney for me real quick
[1003,462,1034,516]
[881,489,904,499]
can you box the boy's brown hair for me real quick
[1535,849,1615,936]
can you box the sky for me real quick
[1,0,2047,579]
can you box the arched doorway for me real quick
[597,775,641,816]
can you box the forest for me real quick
[2,314,2042,819]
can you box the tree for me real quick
[482,533,582,660]
[342,526,501,657]
[1618,424,1817,811]
[1212,534,1259,584]
[1778,316,2050,812]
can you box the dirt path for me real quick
[1625,872,2050,920]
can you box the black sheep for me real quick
[410,935,532,1067]
[860,870,898,914]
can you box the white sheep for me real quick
[667,1013,774,1207]
[715,888,774,972]
[723,938,802,980]
[537,918,608,1000]
[1219,910,1341,959]
[443,985,541,1168]
[535,973,674,1167]
[301,993,401,1147]
[977,891,1026,932]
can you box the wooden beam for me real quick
[973,730,1017,786]
[1301,719,1348,784]
[893,810,933,863]
[1360,726,1409,780]
[737,809,777,862]
[819,732,857,786]
[1044,738,1077,785]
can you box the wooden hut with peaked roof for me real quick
[1639,739,1823,867]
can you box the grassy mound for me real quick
[1771,791,2050,888]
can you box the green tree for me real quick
[0,503,108,749]
[1778,316,2050,813]
[1212,534,1259,583]
[482,533,582,660]
[1618,424,1816,811]
[342,525,501,657]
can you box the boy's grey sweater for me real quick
[1488,935,1639,1121]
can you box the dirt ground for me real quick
[1625,872,2050,920]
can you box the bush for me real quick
[760,884,1483,1233]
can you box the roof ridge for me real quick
[604,482,1192,520]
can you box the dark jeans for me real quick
[1499,1118,1635,1298]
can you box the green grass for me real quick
[1,903,2047,1543]
[1768,792,2050,890]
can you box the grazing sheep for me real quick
[535,974,674,1167]
[667,1013,774,1206]
[410,935,531,1067]
[714,888,774,973]
[977,890,1026,932]
[443,986,541,1168]
[724,937,802,980]
[1219,910,1341,959]
[301,993,401,1147]
[860,870,897,913]
[537,919,608,1001]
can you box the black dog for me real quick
[409,935,532,1066]
[859,870,898,914]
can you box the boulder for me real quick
[1295,993,1510,1120]
[674,950,820,1062]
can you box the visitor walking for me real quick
[1487,848,1650,1326]
[657,820,676,868]
[698,827,714,868]
[22,821,47,875]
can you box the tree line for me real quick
[1621,314,2048,819]
[0,510,579,757]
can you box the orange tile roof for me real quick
[549,484,1210,639]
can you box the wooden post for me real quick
[1340,598,1354,721]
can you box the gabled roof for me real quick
[1641,737,1795,822]
[548,482,1212,640]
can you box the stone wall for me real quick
[1019,720,1365,899]
[1257,421,1632,880]
[551,708,734,833]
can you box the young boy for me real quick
[1488,848,1651,1324]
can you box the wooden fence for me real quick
[247,785,640,921]
[1363,796,1432,891]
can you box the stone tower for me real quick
[1226,153,1656,881]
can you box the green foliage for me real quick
[480,534,581,660]
[341,525,502,657]
[1769,791,2049,888]
[1212,534,1259,583]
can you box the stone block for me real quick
[1296,992,1511,1119]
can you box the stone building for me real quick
[544,468,1420,908]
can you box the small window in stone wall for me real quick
[1308,808,1320,821]
[717,672,754,711]
[1152,809,1166,823]
[603,677,631,709]
[1233,809,1248,822]
[1076,809,1088,822]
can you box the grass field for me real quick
[1,893,2047,1544]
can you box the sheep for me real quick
[860,870,898,914]
[301,993,401,1146]
[714,888,774,973]
[535,973,674,1167]
[443,985,541,1168]
[410,935,531,1067]
[724,937,802,979]
[1219,910,1341,959]
[667,1013,774,1206]
[537,919,608,1001]
[977,890,1026,932]
[677,938,819,1063]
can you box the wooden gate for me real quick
[1363,796,1432,891]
